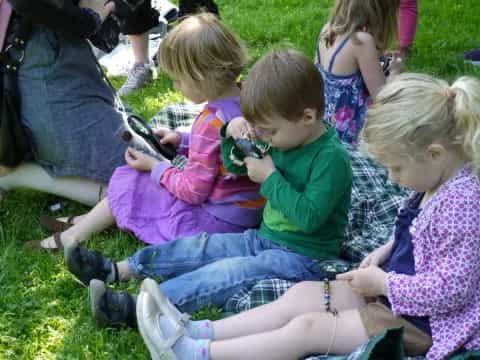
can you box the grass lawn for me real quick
[2,1,480,359]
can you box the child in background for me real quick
[135,73,480,360]
[316,0,401,144]
[27,13,263,250]
[64,49,353,328]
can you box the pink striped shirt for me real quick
[152,98,264,228]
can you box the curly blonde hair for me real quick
[158,12,247,100]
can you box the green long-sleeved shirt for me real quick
[221,124,352,260]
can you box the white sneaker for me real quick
[140,278,191,327]
[152,0,178,22]
[118,62,155,96]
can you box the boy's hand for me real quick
[244,155,276,183]
[153,129,182,149]
[226,117,254,139]
[125,147,160,171]
[79,0,115,22]
[336,267,388,297]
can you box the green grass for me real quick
[2,1,480,358]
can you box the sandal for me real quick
[40,215,76,233]
[24,232,64,252]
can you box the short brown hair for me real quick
[241,49,325,126]
[322,0,399,53]
[158,12,247,99]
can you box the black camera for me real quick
[89,0,147,53]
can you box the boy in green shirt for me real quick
[64,49,353,328]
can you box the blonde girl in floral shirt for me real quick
[133,73,480,360]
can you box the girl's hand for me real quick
[79,0,115,22]
[336,267,388,297]
[153,129,182,149]
[125,147,160,171]
[244,155,276,183]
[359,240,393,268]
[226,117,254,140]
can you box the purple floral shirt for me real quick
[387,166,480,359]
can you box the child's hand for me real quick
[227,117,254,140]
[79,0,115,22]
[359,241,393,268]
[153,129,182,149]
[336,267,388,297]
[125,147,160,171]
[244,155,276,183]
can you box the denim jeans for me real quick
[127,229,322,313]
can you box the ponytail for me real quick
[450,77,480,173]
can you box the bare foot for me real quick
[0,165,13,177]
[40,233,75,249]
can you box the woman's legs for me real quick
[0,163,105,206]
[40,197,115,248]
[210,310,369,359]
[212,281,366,340]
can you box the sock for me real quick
[172,336,210,360]
[159,316,214,340]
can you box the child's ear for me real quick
[302,108,319,126]
[426,144,446,161]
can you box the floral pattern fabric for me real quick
[315,38,371,145]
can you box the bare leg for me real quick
[39,197,115,248]
[210,310,369,359]
[130,33,149,65]
[0,162,105,206]
[213,281,366,340]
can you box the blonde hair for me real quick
[158,13,247,99]
[361,73,480,173]
[322,0,399,52]
[241,49,325,126]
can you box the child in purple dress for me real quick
[315,0,402,144]
[29,13,263,250]
[136,73,480,360]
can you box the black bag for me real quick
[0,16,31,167]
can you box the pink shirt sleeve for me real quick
[387,191,480,317]
[157,112,223,205]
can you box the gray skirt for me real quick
[18,26,127,183]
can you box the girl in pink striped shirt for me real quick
[32,13,264,250]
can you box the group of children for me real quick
[29,0,480,359]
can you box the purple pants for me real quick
[399,0,418,48]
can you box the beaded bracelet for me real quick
[324,278,338,356]
[323,277,338,316]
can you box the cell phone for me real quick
[380,55,392,76]
[125,114,177,160]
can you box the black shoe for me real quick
[89,279,137,329]
[64,244,118,287]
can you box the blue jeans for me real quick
[127,229,322,313]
